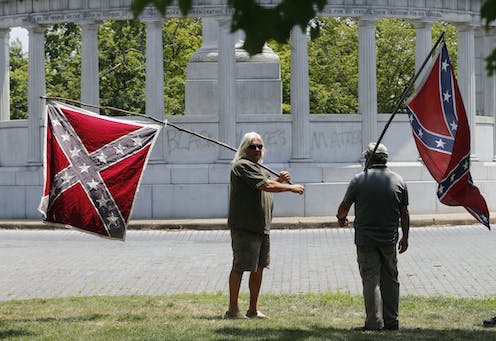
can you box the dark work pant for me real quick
[356,244,399,329]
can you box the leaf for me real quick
[178,0,192,16]
[481,0,496,27]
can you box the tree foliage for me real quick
[376,18,415,114]
[162,18,201,115]
[432,21,458,72]
[270,18,457,115]
[9,40,28,119]
[481,0,496,75]
[270,17,358,115]
[307,17,358,114]
[45,23,81,103]
[8,15,461,119]
[98,20,147,113]
[9,18,201,119]
[131,0,325,55]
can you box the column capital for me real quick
[358,17,378,26]
[141,18,163,24]
[26,25,49,34]
[216,17,231,28]
[0,28,9,37]
[410,19,434,29]
[79,20,103,29]
[456,22,477,31]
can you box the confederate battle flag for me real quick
[406,43,490,228]
[38,101,162,240]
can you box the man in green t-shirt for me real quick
[224,132,305,319]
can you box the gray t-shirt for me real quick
[228,158,273,235]
[342,165,408,246]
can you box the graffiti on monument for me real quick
[253,129,287,148]
[312,129,361,152]
[164,129,217,155]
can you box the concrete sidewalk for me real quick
[0,224,495,302]
[0,212,492,230]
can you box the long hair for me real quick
[232,132,265,163]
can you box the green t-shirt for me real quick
[228,158,273,234]
[343,165,408,246]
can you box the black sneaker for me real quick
[384,321,399,330]
[483,316,496,327]
[384,324,399,331]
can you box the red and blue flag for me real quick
[38,101,162,240]
[406,43,490,228]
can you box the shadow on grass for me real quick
[0,313,107,323]
[214,326,496,340]
[0,314,107,339]
[0,328,33,339]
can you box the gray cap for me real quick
[363,142,388,159]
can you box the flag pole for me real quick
[40,96,288,181]
[365,31,446,169]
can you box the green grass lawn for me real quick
[1,293,496,340]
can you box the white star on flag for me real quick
[97,196,109,208]
[97,152,107,164]
[70,147,81,157]
[114,144,125,155]
[61,134,70,142]
[87,179,99,190]
[443,90,451,102]
[79,163,90,173]
[442,59,449,72]
[438,184,444,194]
[107,213,119,226]
[61,172,73,184]
[132,136,144,147]
[435,139,446,149]
[450,121,458,132]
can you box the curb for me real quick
[0,213,491,231]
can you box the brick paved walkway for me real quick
[0,225,495,301]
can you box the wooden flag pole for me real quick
[40,96,288,181]
[365,31,446,169]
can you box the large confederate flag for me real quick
[38,101,162,240]
[406,43,490,228]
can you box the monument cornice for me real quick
[0,0,487,28]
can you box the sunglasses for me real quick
[248,144,263,150]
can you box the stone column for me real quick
[0,28,10,121]
[458,24,477,160]
[217,18,236,161]
[200,17,218,51]
[27,26,46,164]
[80,21,100,113]
[485,30,496,160]
[290,26,311,162]
[145,19,164,119]
[412,20,432,86]
[144,19,164,161]
[358,19,378,153]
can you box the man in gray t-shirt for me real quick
[336,142,410,331]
